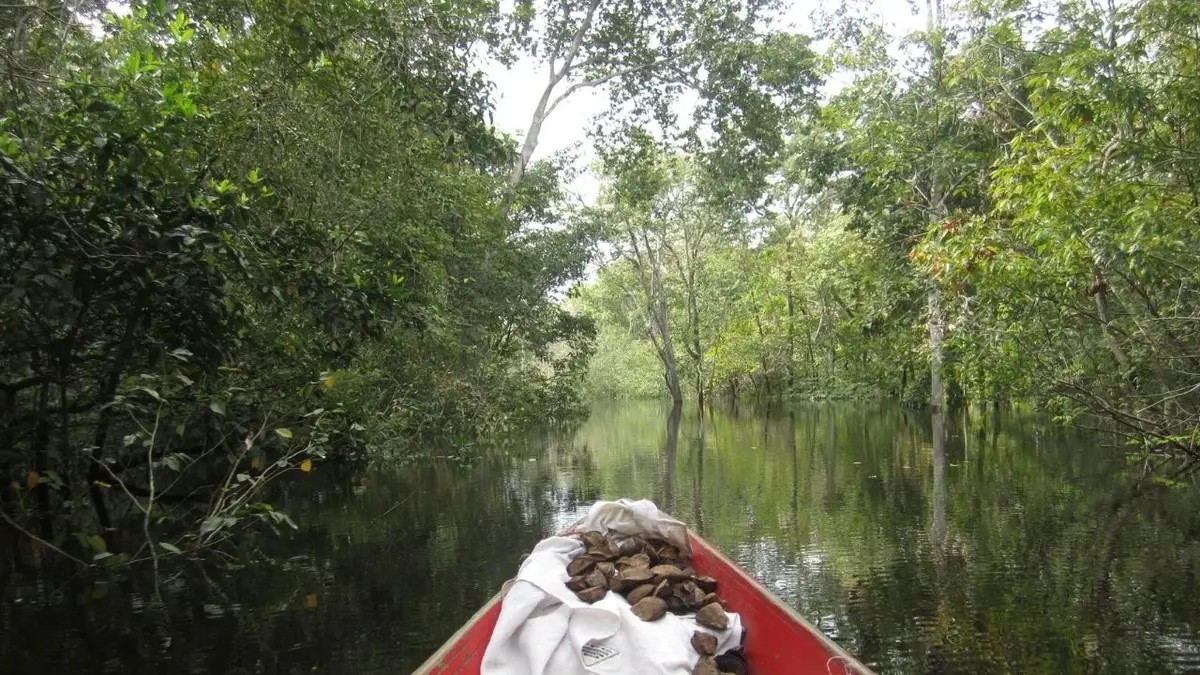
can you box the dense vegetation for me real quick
[579,0,1200,467]
[0,0,599,565]
[0,0,808,565]
[4,0,1197,573]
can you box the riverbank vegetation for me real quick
[0,0,600,565]
[4,0,1197,572]
[0,0,808,565]
[578,0,1200,466]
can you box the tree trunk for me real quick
[688,287,703,410]
[1090,266,1131,373]
[502,0,602,214]
[925,0,948,413]
[655,267,683,405]
[929,284,946,412]
[785,240,796,392]
[626,228,683,405]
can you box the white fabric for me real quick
[481,499,743,675]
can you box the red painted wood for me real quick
[688,533,868,674]
[414,531,873,674]
[413,598,502,674]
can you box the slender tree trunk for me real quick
[628,229,683,405]
[785,240,796,392]
[929,284,946,412]
[502,0,602,215]
[1090,266,1131,373]
[656,283,683,405]
[926,0,948,413]
[688,287,703,410]
[692,413,705,532]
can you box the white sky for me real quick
[483,0,925,205]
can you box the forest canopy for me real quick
[577,0,1200,466]
[0,0,812,563]
[3,0,1198,568]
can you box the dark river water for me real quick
[5,402,1200,674]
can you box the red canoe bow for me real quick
[414,530,874,675]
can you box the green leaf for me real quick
[275,427,293,439]
[87,534,107,553]
[159,542,182,554]
[209,399,227,416]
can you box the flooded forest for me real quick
[2,0,1199,673]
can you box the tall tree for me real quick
[497,0,818,208]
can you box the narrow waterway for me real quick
[4,402,1200,674]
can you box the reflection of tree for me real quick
[1,450,574,674]
[575,403,1200,674]
[15,403,1195,674]
[931,410,946,552]
[823,406,838,511]
[663,404,681,515]
[788,411,798,528]
[693,411,705,532]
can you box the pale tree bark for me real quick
[664,192,712,411]
[1090,264,1131,373]
[785,240,797,391]
[624,226,684,404]
[501,0,602,215]
[925,0,948,412]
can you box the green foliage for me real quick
[582,0,1200,465]
[581,323,666,400]
[0,0,595,562]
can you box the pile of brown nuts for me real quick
[564,530,742,675]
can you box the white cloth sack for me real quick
[481,499,743,675]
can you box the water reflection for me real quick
[931,410,946,553]
[692,411,705,532]
[4,402,1200,674]
[663,404,681,515]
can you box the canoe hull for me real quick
[414,531,873,674]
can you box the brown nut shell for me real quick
[626,583,656,605]
[575,586,606,603]
[630,596,668,621]
[691,631,718,656]
[692,655,719,675]
[567,556,596,577]
[695,603,729,631]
